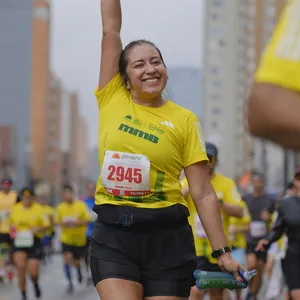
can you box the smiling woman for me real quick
[89,1,242,300]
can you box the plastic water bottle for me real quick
[194,269,257,290]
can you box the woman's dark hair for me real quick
[119,39,166,84]
[287,182,294,190]
[63,184,73,192]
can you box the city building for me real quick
[202,0,287,185]
[244,0,286,188]
[60,91,89,196]
[0,126,16,180]
[0,0,50,188]
[77,116,89,180]
[60,90,73,187]
[0,0,90,194]
[45,73,62,203]
[202,0,246,179]
[30,0,51,183]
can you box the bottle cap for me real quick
[244,270,257,281]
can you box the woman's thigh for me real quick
[96,278,143,300]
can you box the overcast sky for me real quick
[50,0,205,147]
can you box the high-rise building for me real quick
[45,73,62,203]
[0,0,50,188]
[60,90,88,195]
[202,0,246,178]
[202,0,286,182]
[0,126,16,179]
[244,0,286,187]
[30,0,51,182]
[77,116,89,179]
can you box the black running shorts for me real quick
[13,237,43,260]
[61,243,86,260]
[246,241,267,262]
[90,220,196,297]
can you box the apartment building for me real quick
[202,0,246,179]
[45,73,62,202]
[202,0,286,183]
[30,0,51,182]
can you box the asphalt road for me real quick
[0,255,98,300]
[0,240,286,300]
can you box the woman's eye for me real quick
[134,64,143,68]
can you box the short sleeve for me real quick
[94,73,127,109]
[80,203,92,222]
[183,114,208,167]
[54,207,61,223]
[241,202,251,224]
[8,207,15,225]
[39,211,50,227]
[223,180,243,205]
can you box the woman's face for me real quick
[22,195,33,206]
[125,44,168,99]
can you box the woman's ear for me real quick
[122,75,131,90]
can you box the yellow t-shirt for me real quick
[271,210,285,251]
[41,205,55,236]
[229,201,251,249]
[0,190,17,234]
[9,202,49,239]
[255,0,300,91]
[55,200,91,247]
[182,173,243,264]
[95,74,208,209]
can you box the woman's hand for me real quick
[217,253,244,281]
[255,239,269,252]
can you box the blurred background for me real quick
[0,0,298,203]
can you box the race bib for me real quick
[14,231,34,248]
[0,210,9,221]
[195,216,207,238]
[250,221,267,238]
[101,150,151,197]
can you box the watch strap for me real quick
[211,246,231,258]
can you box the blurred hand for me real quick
[229,225,237,234]
[255,239,269,252]
[260,209,270,221]
[217,252,244,281]
[30,227,39,234]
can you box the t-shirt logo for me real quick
[118,123,159,144]
[194,122,206,150]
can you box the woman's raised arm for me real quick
[98,0,123,90]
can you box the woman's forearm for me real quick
[193,184,228,250]
[101,0,122,34]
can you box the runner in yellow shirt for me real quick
[55,185,91,294]
[90,1,242,299]
[247,0,300,150]
[9,187,50,300]
[0,178,17,282]
[182,142,244,300]
[229,201,251,300]
[37,196,55,263]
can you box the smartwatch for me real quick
[211,246,231,259]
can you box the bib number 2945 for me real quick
[101,150,151,197]
[107,166,142,184]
